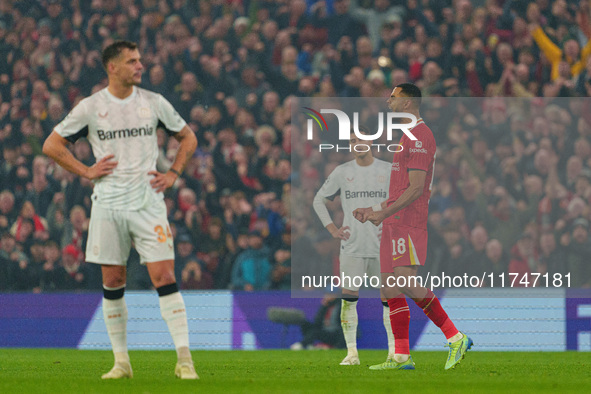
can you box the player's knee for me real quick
[400,285,423,299]
[151,271,176,288]
[103,276,126,289]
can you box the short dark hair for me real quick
[350,124,370,135]
[102,40,138,69]
[395,82,422,108]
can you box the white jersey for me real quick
[313,158,391,257]
[55,87,186,210]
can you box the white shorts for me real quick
[339,254,381,291]
[85,200,175,265]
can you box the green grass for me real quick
[1,349,590,393]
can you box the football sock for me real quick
[341,298,359,354]
[412,289,460,341]
[382,301,396,356]
[157,283,192,362]
[103,285,128,363]
[387,297,410,362]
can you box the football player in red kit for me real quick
[354,83,473,370]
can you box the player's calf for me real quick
[340,296,359,365]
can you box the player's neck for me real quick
[107,83,135,100]
[355,154,374,167]
[401,111,421,123]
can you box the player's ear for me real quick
[405,98,413,111]
[107,59,118,74]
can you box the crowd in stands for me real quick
[1,0,590,292]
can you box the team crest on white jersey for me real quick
[138,107,152,118]
[377,175,386,183]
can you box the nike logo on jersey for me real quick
[99,111,108,118]
[346,177,354,182]
[393,255,404,261]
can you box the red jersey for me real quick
[385,119,436,230]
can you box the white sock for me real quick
[448,331,463,343]
[341,299,358,354]
[383,305,396,356]
[102,294,128,362]
[159,291,191,361]
[394,354,409,363]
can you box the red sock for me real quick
[387,297,410,355]
[413,289,459,340]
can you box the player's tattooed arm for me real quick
[150,125,197,192]
[43,131,117,180]
[171,125,198,175]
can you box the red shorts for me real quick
[380,224,428,273]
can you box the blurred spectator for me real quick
[349,0,404,50]
[231,230,271,291]
[539,232,562,276]
[39,241,63,291]
[61,205,88,251]
[271,247,291,290]
[10,201,49,250]
[196,217,231,282]
[181,259,214,290]
[508,232,539,287]
[529,23,591,81]
[174,233,198,285]
[456,225,489,280]
[560,218,591,287]
[54,244,93,290]
[0,190,16,233]
[482,239,509,286]
[0,232,37,292]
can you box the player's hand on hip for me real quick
[367,211,385,226]
[353,207,371,223]
[148,170,177,193]
[330,226,351,240]
[85,154,117,180]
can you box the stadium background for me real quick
[1,0,591,352]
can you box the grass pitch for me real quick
[1,349,590,393]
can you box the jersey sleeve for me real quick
[54,100,89,143]
[406,130,435,172]
[156,95,187,135]
[315,166,341,201]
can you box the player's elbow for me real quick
[186,130,198,153]
[410,185,424,200]
[42,135,55,158]
[189,130,198,149]
[313,193,322,204]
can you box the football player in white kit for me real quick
[313,128,395,366]
[43,41,198,380]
